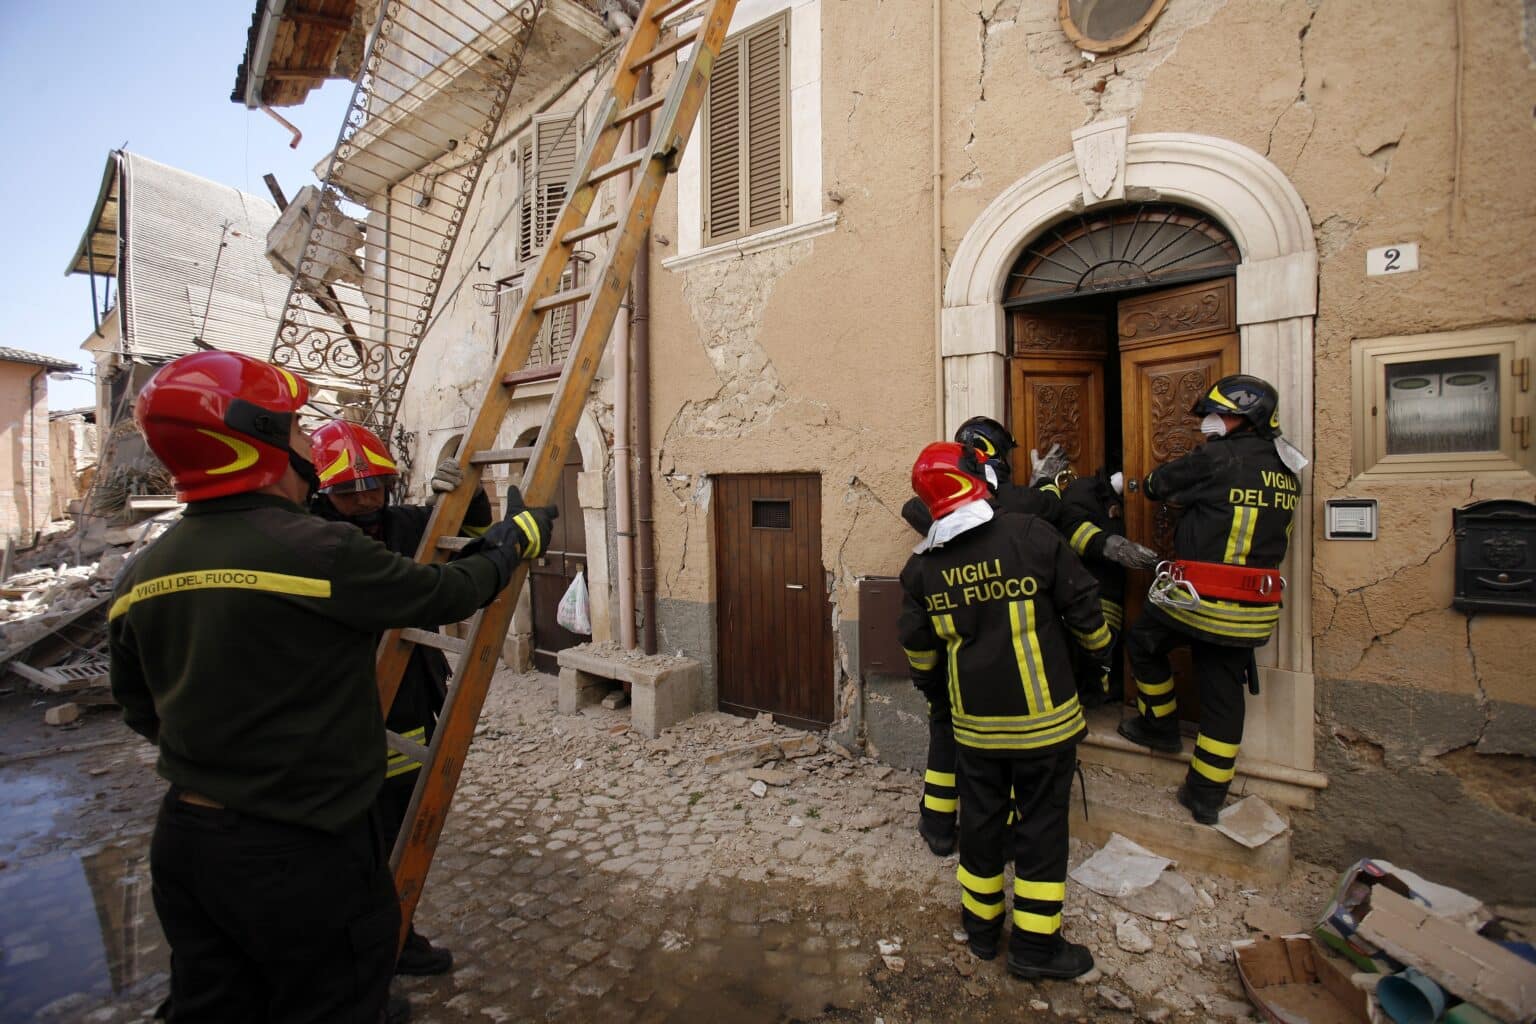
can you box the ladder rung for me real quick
[563,217,619,245]
[615,92,666,126]
[630,31,698,72]
[503,363,565,388]
[587,149,648,187]
[469,447,535,466]
[400,627,467,655]
[386,730,432,764]
[532,286,593,313]
[437,536,474,552]
[650,0,700,21]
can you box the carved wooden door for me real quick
[1007,310,1111,480]
[1118,278,1239,719]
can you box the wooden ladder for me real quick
[373,0,740,944]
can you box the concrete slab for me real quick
[556,645,704,739]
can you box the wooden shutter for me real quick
[536,113,579,251]
[703,12,789,246]
[517,138,535,264]
[703,36,743,244]
[744,17,788,233]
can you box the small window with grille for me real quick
[752,499,792,530]
[493,263,582,368]
[701,12,790,247]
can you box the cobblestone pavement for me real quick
[0,669,1343,1023]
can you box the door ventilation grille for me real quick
[752,499,791,530]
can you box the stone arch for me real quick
[942,131,1318,779]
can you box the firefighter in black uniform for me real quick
[309,419,494,977]
[899,441,1108,980]
[1116,375,1300,825]
[109,352,555,1024]
[900,417,1070,856]
[1057,467,1159,706]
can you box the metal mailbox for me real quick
[858,576,908,677]
[1453,499,1536,615]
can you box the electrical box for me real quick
[857,576,908,677]
[1453,499,1536,616]
[1325,499,1378,540]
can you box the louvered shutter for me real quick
[703,37,742,245]
[536,113,579,251]
[517,138,535,264]
[702,13,789,246]
[744,17,788,232]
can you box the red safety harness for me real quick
[1163,559,1285,604]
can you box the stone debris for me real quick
[1071,832,1174,898]
[1114,869,1199,922]
[749,780,768,798]
[1097,984,1135,1010]
[745,768,795,787]
[881,955,906,973]
[44,703,81,727]
[1243,902,1308,936]
[600,690,630,710]
[1214,795,1289,849]
[1028,998,1050,1011]
[1115,918,1154,953]
[876,938,902,956]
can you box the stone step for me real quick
[1071,761,1291,885]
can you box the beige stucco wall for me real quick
[0,362,52,542]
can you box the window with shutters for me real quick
[701,13,790,247]
[517,111,581,265]
[494,266,582,368]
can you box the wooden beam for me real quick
[266,67,334,81]
[286,8,353,31]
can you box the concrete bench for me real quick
[556,644,702,739]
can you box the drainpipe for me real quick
[633,69,658,655]
[931,0,945,437]
[613,94,638,650]
[27,368,44,541]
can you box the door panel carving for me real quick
[1010,359,1105,479]
[1117,278,1235,350]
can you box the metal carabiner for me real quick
[1148,571,1201,611]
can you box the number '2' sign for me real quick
[1366,242,1420,276]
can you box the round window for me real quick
[1059,0,1169,53]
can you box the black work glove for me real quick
[473,485,558,590]
[1103,534,1160,570]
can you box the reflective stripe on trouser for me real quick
[1126,610,1251,800]
[956,745,1076,953]
[385,726,427,778]
[922,702,958,832]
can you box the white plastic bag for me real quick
[556,570,591,634]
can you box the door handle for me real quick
[786,583,805,590]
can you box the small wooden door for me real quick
[1008,310,1110,480]
[714,473,833,729]
[1117,278,1239,717]
[529,446,586,674]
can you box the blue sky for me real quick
[0,2,352,410]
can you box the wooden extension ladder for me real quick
[373,0,740,945]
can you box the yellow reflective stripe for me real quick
[384,727,427,778]
[110,570,332,621]
[1069,522,1101,555]
[514,511,541,558]
[385,760,422,778]
[362,447,398,470]
[197,430,259,476]
[1013,910,1063,934]
[1137,697,1178,719]
[924,770,956,787]
[318,449,351,484]
[1041,483,1061,499]
[1190,756,1236,783]
[1196,734,1240,759]
[932,614,964,717]
[1223,506,1257,566]
[905,647,940,672]
[952,696,1082,733]
[957,865,1005,894]
[461,523,489,538]
[1101,598,1124,630]
[1009,600,1049,715]
[953,711,1086,750]
[1072,621,1112,651]
[276,367,300,398]
[1159,604,1278,639]
[924,795,958,813]
[1014,879,1065,902]
[962,892,1006,920]
[1137,677,1175,696]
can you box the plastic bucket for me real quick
[1377,968,1447,1024]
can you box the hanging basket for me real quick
[473,282,499,308]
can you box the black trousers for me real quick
[921,699,958,835]
[150,789,399,1024]
[1125,613,1251,800]
[955,746,1076,956]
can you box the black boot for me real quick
[1177,783,1223,826]
[917,816,956,857]
[395,927,453,976]
[1117,716,1182,755]
[1007,937,1095,980]
[384,993,412,1024]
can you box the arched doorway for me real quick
[1005,203,1241,718]
[942,131,1321,787]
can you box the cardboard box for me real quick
[1234,934,1370,1024]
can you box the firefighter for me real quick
[1116,374,1302,825]
[899,442,1108,979]
[309,420,494,977]
[900,418,1064,857]
[109,352,555,1024]
[1057,467,1159,706]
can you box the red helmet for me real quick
[311,420,399,494]
[912,441,990,520]
[135,352,310,502]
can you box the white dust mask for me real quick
[1199,413,1228,438]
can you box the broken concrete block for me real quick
[778,734,821,759]
[749,780,768,798]
[1115,919,1153,953]
[745,768,795,787]
[45,703,80,726]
